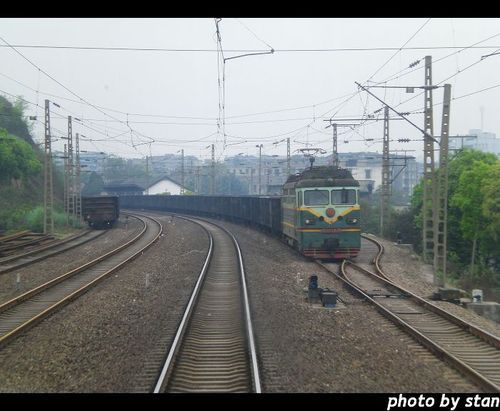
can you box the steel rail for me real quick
[361,234,500,348]
[0,230,31,243]
[0,234,54,254]
[0,213,162,349]
[340,260,500,392]
[152,212,261,393]
[0,229,106,275]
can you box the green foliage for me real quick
[409,149,500,290]
[448,149,497,194]
[0,129,42,182]
[481,161,500,243]
[410,180,423,229]
[22,206,82,233]
[0,95,35,145]
[451,160,493,242]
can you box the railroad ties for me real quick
[319,235,500,392]
[154,216,260,393]
[0,214,162,349]
[0,229,105,275]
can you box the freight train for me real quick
[120,166,360,259]
[82,196,120,228]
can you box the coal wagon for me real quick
[82,196,120,228]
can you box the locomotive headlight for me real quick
[346,217,359,224]
[305,217,316,225]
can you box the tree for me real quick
[0,128,41,183]
[451,160,494,275]
[481,160,500,251]
[0,95,35,146]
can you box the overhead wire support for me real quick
[434,83,452,286]
[355,81,439,145]
[43,99,54,234]
[67,116,75,221]
[75,132,82,224]
[214,18,274,155]
[324,121,359,167]
[422,55,436,267]
[380,106,390,238]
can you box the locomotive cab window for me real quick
[304,190,329,206]
[331,189,357,205]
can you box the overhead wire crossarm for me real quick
[355,82,439,145]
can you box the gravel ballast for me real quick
[370,236,500,338]
[0,217,143,305]
[0,214,208,392]
[202,218,480,393]
[0,211,487,392]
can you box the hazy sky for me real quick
[1,18,499,162]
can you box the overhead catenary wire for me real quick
[3,23,500,158]
[0,34,156,149]
[367,18,432,83]
[2,44,500,53]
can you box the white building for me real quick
[338,153,419,200]
[144,176,188,195]
[449,129,500,156]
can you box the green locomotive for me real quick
[282,165,360,259]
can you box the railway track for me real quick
[0,231,55,257]
[152,214,261,393]
[0,213,162,349]
[0,229,106,275]
[318,235,500,392]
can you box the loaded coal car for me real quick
[82,196,120,228]
[121,167,359,260]
[120,194,281,235]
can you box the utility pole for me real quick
[287,137,291,177]
[67,116,75,221]
[324,120,358,168]
[332,123,338,167]
[211,144,215,195]
[256,144,263,195]
[195,165,201,194]
[75,132,82,225]
[145,155,149,195]
[43,99,54,234]
[250,168,254,194]
[63,143,68,215]
[434,83,452,286]
[422,55,436,266]
[181,149,185,195]
[380,106,390,238]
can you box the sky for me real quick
[1,18,500,163]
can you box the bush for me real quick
[4,205,82,234]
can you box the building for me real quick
[102,175,188,196]
[102,183,144,196]
[80,151,108,173]
[337,152,419,201]
[149,154,201,175]
[225,154,310,195]
[449,129,500,156]
[145,176,188,195]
